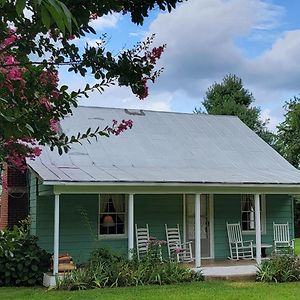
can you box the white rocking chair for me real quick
[165,224,193,263]
[273,222,294,254]
[135,224,150,260]
[226,222,254,260]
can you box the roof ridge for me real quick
[76,105,240,119]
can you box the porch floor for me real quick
[190,259,258,281]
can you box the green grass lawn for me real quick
[294,238,300,255]
[1,281,300,300]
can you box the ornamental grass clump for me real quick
[55,247,203,290]
[256,254,300,283]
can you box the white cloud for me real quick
[58,0,299,129]
[85,38,105,48]
[89,13,121,31]
[260,108,281,131]
[77,84,172,112]
[248,30,300,90]
[253,1,284,30]
[136,0,299,128]
[24,8,33,20]
[129,31,148,38]
[146,0,285,97]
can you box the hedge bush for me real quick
[0,219,51,286]
[256,254,300,282]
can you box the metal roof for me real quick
[28,106,300,185]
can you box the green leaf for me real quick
[59,2,73,33]
[0,113,16,122]
[31,265,38,271]
[41,6,51,28]
[44,3,65,34]
[25,124,34,133]
[0,97,8,103]
[16,0,26,16]
[45,0,60,12]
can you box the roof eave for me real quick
[45,180,300,195]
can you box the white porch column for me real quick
[255,194,261,265]
[53,193,60,275]
[195,193,201,268]
[128,193,134,260]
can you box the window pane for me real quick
[241,195,255,231]
[99,195,126,236]
[116,223,125,234]
[241,195,264,232]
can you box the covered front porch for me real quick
[41,182,295,276]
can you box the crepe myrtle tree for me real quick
[0,0,184,179]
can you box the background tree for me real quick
[276,96,300,168]
[275,97,300,237]
[0,0,183,172]
[195,74,274,145]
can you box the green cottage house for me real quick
[27,107,300,276]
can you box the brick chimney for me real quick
[0,164,8,229]
[0,164,29,229]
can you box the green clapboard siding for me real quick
[34,193,183,263]
[31,187,293,262]
[214,194,293,259]
[35,194,127,263]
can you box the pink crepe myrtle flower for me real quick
[0,28,18,50]
[39,70,59,87]
[89,13,98,20]
[51,90,60,100]
[33,147,42,156]
[39,97,52,111]
[50,119,60,133]
[111,119,133,136]
[7,68,23,81]
[4,138,42,171]
[139,78,149,100]
[149,46,164,64]
[67,34,76,40]
[3,55,17,65]
[0,55,25,86]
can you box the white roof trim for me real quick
[45,181,300,188]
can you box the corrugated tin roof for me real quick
[28,106,300,185]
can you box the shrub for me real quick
[256,254,300,282]
[0,219,51,286]
[55,247,203,290]
[89,247,121,265]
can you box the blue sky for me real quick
[60,0,300,131]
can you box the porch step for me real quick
[196,265,257,281]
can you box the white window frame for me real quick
[98,194,128,240]
[241,194,266,235]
